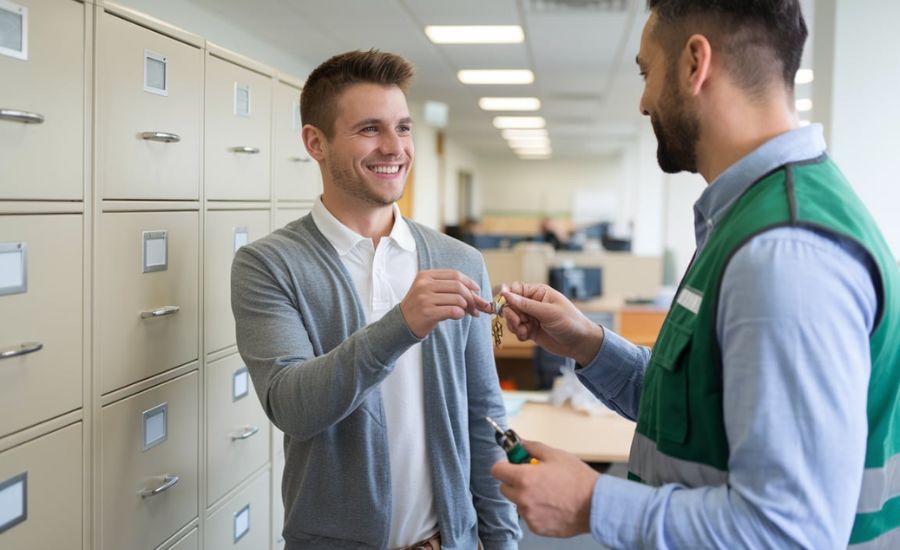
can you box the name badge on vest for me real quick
[675,287,703,314]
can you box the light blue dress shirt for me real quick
[576,125,879,549]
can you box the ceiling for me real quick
[189,0,649,160]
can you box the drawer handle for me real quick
[140,474,179,498]
[140,131,181,143]
[231,426,260,441]
[289,156,311,163]
[0,109,45,124]
[140,306,180,319]
[231,146,260,154]
[0,341,44,360]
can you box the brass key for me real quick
[491,295,507,349]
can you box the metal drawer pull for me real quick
[140,306,180,319]
[140,131,181,143]
[231,146,260,154]
[231,426,260,441]
[0,109,45,124]
[0,341,44,360]
[140,474,179,498]
[289,156,311,163]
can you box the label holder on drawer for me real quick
[142,402,168,451]
[233,503,250,543]
[142,231,168,273]
[232,367,250,401]
[234,83,251,117]
[0,241,26,296]
[0,472,27,535]
[143,49,168,96]
[233,226,249,254]
[0,1,27,61]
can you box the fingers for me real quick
[501,290,556,322]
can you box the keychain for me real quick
[491,294,507,349]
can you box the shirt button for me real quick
[706,219,714,229]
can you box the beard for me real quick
[326,159,404,207]
[652,85,700,174]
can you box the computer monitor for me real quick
[548,266,603,301]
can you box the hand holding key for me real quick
[399,269,494,338]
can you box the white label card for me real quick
[233,226,249,254]
[234,504,250,542]
[235,83,251,116]
[0,1,27,61]
[0,242,26,295]
[232,367,249,401]
[0,473,26,534]
[144,50,168,96]
[143,403,168,450]
[143,231,168,273]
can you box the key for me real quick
[491,295,507,349]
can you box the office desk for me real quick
[504,393,635,464]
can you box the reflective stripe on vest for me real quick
[849,525,900,549]
[628,432,727,488]
[858,453,900,514]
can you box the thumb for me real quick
[502,291,556,322]
[521,439,553,461]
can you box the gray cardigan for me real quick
[231,214,520,550]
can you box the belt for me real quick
[396,532,440,550]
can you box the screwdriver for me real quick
[486,416,539,465]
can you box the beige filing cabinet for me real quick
[271,447,286,549]
[0,423,83,548]
[206,353,270,506]
[204,208,270,355]
[165,527,199,550]
[205,469,270,550]
[0,0,85,200]
[273,79,321,202]
[0,215,83,436]
[96,210,199,394]
[100,371,199,550]
[96,11,203,200]
[275,204,313,230]
[205,51,272,201]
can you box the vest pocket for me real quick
[649,316,694,444]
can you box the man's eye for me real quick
[361,126,378,133]
[398,125,411,134]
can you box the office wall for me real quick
[442,139,481,227]
[815,0,900,258]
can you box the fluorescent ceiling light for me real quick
[501,128,548,139]
[517,153,552,160]
[507,136,551,147]
[796,98,813,112]
[511,144,552,154]
[795,69,814,84]
[479,97,542,111]
[425,25,524,44]
[458,70,534,85]
[493,116,545,129]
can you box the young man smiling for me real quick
[231,50,520,550]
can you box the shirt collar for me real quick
[693,124,827,249]
[311,196,415,256]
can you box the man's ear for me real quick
[302,124,327,162]
[681,34,712,97]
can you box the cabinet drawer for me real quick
[0,215,82,436]
[204,209,269,355]
[97,12,202,200]
[97,211,199,394]
[205,470,270,550]
[0,423,82,548]
[167,527,198,550]
[0,0,85,200]
[207,354,270,505]
[272,450,285,548]
[100,371,199,550]
[273,81,321,202]
[205,56,271,200]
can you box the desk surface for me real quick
[505,393,635,463]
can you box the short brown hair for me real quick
[648,0,807,96]
[300,49,415,138]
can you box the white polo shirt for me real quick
[311,197,437,548]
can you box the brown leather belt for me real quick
[396,532,440,550]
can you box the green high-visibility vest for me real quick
[630,156,900,547]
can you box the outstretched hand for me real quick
[491,439,599,538]
[499,282,604,365]
[399,269,493,338]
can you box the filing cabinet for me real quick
[204,209,270,355]
[206,353,270,506]
[204,52,272,201]
[166,527,199,550]
[0,215,83,436]
[273,79,322,202]
[97,210,199,394]
[275,205,313,229]
[272,448,286,549]
[0,0,85,200]
[0,422,82,548]
[97,11,203,200]
[205,469,270,550]
[100,371,199,550]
